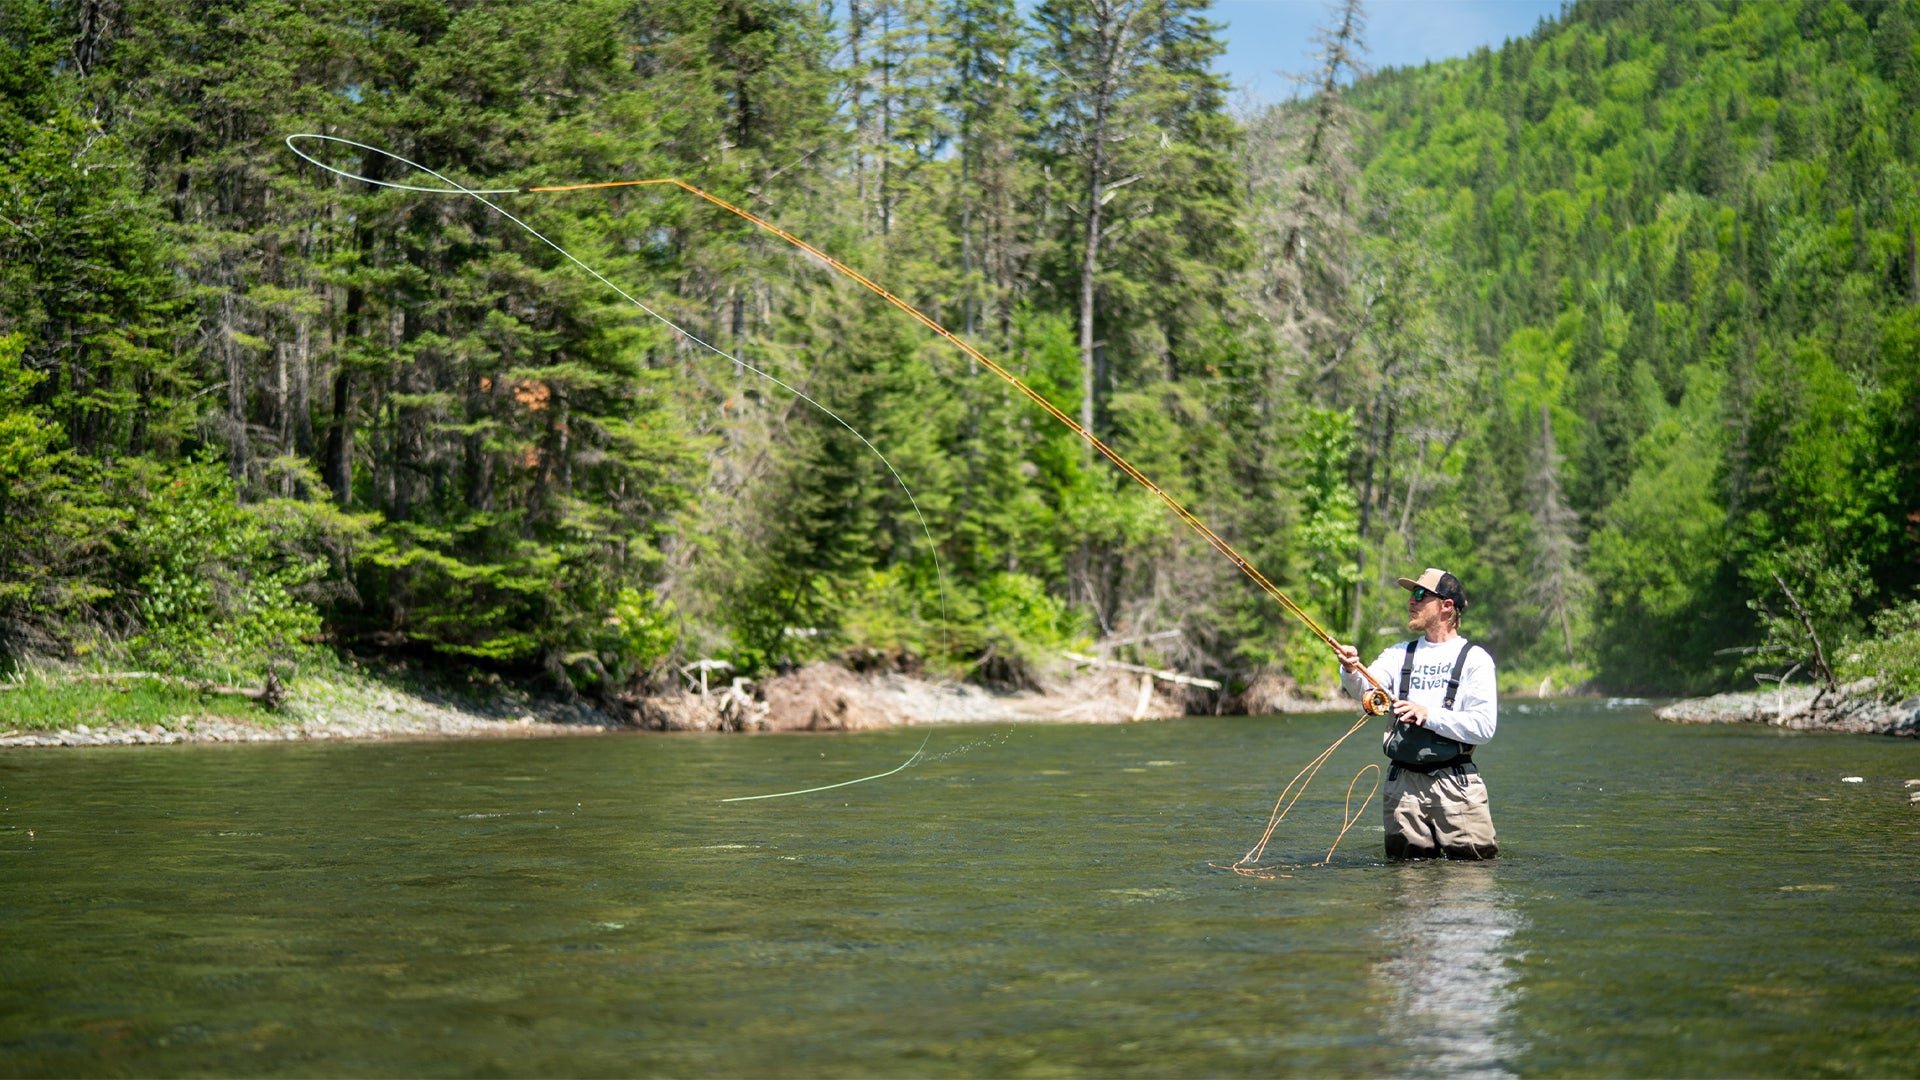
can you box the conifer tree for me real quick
[1032,0,1159,444]
[945,0,1034,341]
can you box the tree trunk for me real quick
[325,367,353,506]
[275,339,289,471]
[292,316,314,461]
[1907,219,1918,306]
[1394,440,1426,558]
[465,370,496,513]
[324,284,362,508]
[961,136,976,344]
[223,288,249,485]
[1079,83,1109,445]
[1279,0,1365,282]
[1545,405,1574,661]
[1080,191,1102,442]
[879,0,893,236]
[1064,0,1144,449]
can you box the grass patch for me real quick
[0,678,270,733]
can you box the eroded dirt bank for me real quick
[626,663,1227,732]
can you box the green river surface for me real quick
[4,699,1919,1077]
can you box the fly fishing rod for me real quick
[283,134,1397,717]
[528,180,1396,715]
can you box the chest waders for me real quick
[1381,639,1484,770]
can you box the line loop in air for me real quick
[282,136,1393,830]
[281,133,950,655]
[285,133,522,194]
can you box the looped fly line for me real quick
[284,134,1395,827]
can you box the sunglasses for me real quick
[1410,587,1445,604]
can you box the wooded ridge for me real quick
[1,0,1916,702]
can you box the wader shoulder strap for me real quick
[1443,642,1481,710]
[1382,637,1473,767]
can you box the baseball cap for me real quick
[1396,567,1468,610]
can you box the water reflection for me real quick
[1373,862,1524,1078]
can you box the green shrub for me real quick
[816,567,1084,681]
[122,454,345,680]
[1742,544,1872,691]
[1839,600,1920,700]
[597,587,679,681]
[979,571,1084,655]
[834,563,964,668]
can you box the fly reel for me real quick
[1360,688,1394,716]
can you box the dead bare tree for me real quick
[1527,403,1585,662]
[1243,0,1369,377]
[1770,570,1837,696]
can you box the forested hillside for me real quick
[2,0,1916,699]
[1343,0,1920,691]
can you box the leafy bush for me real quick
[979,571,1084,655]
[827,567,1083,684]
[0,334,119,633]
[834,563,961,669]
[1840,601,1920,701]
[122,455,347,680]
[596,587,679,682]
[1742,544,1872,692]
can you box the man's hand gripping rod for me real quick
[1299,616,1394,717]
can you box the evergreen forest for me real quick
[3,0,1918,703]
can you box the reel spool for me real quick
[1360,688,1393,716]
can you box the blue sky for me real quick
[1213,0,1568,104]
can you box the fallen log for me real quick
[1064,652,1222,690]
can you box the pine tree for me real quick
[945,0,1034,341]
[1032,0,1161,445]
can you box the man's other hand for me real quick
[1334,644,1362,673]
[1393,700,1429,726]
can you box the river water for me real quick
[3,700,1917,1076]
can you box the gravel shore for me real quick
[1656,678,1920,737]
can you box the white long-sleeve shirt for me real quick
[1340,636,1498,747]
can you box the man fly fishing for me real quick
[1333,569,1498,861]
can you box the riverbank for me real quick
[1656,678,1920,737]
[0,669,616,748]
[0,660,1312,749]
[628,660,1318,732]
